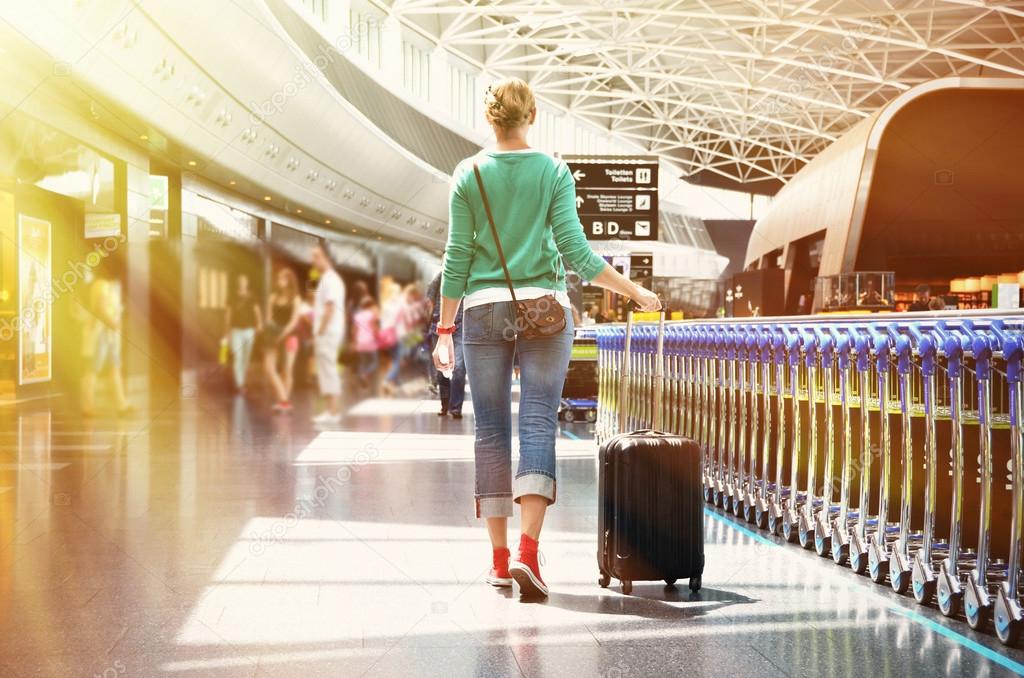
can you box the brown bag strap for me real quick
[473,163,518,305]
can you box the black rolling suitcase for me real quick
[597,312,704,595]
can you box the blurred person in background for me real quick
[376,280,402,392]
[427,269,465,417]
[262,267,301,412]
[351,295,380,388]
[311,243,346,425]
[909,284,932,312]
[347,280,369,329]
[80,259,132,417]
[297,287,316,386]
[223,273,263,394]
[928,295,946,311]
[380,282,429,395]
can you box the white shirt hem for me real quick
[463,287,571,311]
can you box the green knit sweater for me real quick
[440,150,607,300]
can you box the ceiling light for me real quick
[187,160,197,166]
[325,219,332,224]
[263,195,272,201]
[296,208,302,214]
[139,134,148,140]
[229,180,236,185]
[351,228,357,233]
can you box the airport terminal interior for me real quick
[2,1,1024,676]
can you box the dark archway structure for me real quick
[744,77,1024,307]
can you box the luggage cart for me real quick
[766,328,790,536]
[964,327,997,631]
[561,328,599,424]
[995,328,1024,644]
[732,327,750,517]
[886,328,918,593]
[813,327,840,557]
[742,329,763,524]
[862,327,894,581]
[797,329,821,549]
[781,327,805,543]
[753,327,776,530]
[830,329,858,566]
[936,322,972,619]
[909,323,943,605]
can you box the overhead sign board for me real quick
[565,155,659,241]
[630,253,653,280]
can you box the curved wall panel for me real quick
[1,0,453,248]
[852,85,1024,280]
[744,113,875,272]
[746,77,1024,283]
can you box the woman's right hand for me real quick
[630,283,662,312]
[433,334,454,372]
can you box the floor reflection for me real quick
[0,392,1021,677]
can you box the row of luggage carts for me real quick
[593,312,1024,645]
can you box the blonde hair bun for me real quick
[484,77,535,129]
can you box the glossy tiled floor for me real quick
[2,379,1024,678]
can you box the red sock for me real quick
[493,547,511,575]
[518,534,541,574]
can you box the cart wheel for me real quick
[891,569,911,595]
[598,573,611,588]
[782,520,798,544]
[621,580,632,595]
[966,600,990,631]
[938,581,961,618]
[754,507,768,530]
[664,578,677,586]
[564,410,575,423]
[997,614,1022,646]
[689,576,701,592]
[832,540,849,566]
[585,409,597,423]
[912,576,936,606]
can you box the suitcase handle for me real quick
[619,311,666,432]
[653,313,666,431]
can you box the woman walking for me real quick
[223,273,263,394]
[262,268,301,411]
[433,78,660,598]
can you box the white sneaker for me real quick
[312,411,341,425]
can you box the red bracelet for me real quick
[436,324,457,335]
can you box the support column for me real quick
[123,161,153,397]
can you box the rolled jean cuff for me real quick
[476,495,514,518]
[513,472,556,505]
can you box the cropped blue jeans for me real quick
[462,301,574,518]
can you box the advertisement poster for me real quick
[18,215,52,385]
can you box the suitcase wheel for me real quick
[621,580,632,595]
[664,579,677,587]
[689,576,701,593]
[598,573,610,588]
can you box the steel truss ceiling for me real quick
[381,0,1024,190]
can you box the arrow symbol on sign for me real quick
[576,196,584,209]
[572,169,586,182]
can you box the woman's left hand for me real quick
[433,334,455,372]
